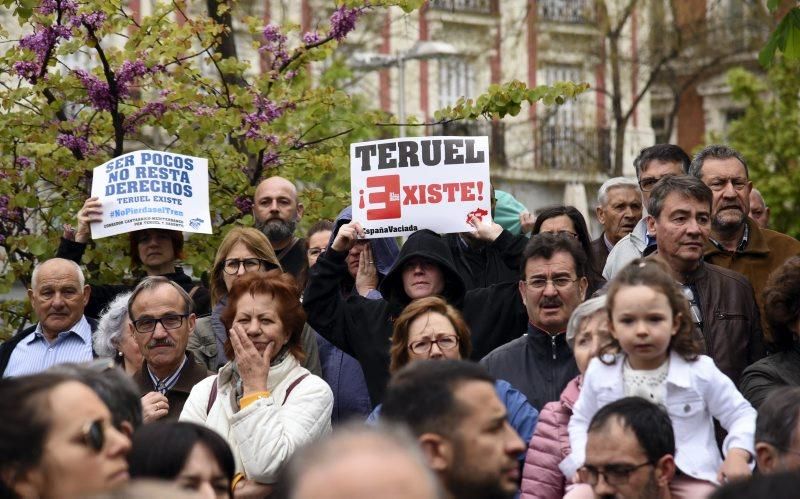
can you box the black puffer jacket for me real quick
[304,229,465,404]
[304,229,529,404]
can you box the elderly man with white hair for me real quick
[590,177,642,277]
[0,257,96,377]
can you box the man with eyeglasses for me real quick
[690,144,800,344]
[480,233,587,410]
[1,258,96,377]
[563,397,676,499]
[603,144,691,281]
[646,175,763,386]
[128,276,210,422]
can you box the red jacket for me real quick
[520,375,581,499]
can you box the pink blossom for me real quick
[15,157,32,168]
[74,70,114,111]
[37,0,78,16]
[303,31,321,45]
[262,151,280,167]
[71,11,107,31]
[234,195,253,214]
[123,101,169,133]
[56,132,90,156]
[328,6,363,41]
[12,61,39,80]
[260,24,289,68]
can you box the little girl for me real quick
[561,258,756,497]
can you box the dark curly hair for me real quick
[763,256,800,351]
[602,258,701,363]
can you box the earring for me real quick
[117,351,124,357]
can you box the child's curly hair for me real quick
[600,258,702,364]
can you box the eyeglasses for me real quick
[408,335,460,355]
[578,461,653,486]
[706,177,748,192]
[525,277,578,289]
[131,314,189,334]
[222,258,278,275]
[638,174,674,192]
[80,419,106,452]
[543,230,579,239]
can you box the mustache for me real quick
[540,296,563,307]
[146,338,175,349]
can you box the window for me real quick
[438,58,474,109]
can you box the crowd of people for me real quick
[1,142,800,499]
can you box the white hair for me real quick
[94,291,133,357]
[31,258,85,289]
[566,295,607,350]
[597,177,640,206]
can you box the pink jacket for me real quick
[520,375,581,499]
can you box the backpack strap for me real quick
[206,378,218,415]
[188,285,200,298]
[282,373,310,406]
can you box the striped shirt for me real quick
[4,316,94,378]
[147,354,188,394]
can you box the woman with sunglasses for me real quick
[129,421,235,499]
[0,372,131,499]
[188,227,319,373]
[368,297,538,456]
[181,272,333,496]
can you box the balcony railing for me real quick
[428,0,495,15]
[534,125,611,173]
[537,0,595,24]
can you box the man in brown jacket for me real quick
[647,175,764,385]
[128,277,211,422]
[689,145,800,344]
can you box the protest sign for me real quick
[351,136,491,238]
[89,150,212,239]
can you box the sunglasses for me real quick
[80,419,105,452]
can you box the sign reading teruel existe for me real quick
[90,150,212,239]
[351,136,491,238]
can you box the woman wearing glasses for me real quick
[181,272,333,496]
[368,296,538,454]
[188,227,319,373]
[0,373,131,498]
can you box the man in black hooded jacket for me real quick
[303,221,528,405]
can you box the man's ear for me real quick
[81,284,91,307]
[646,215,657,238]
[518,281,527,307]
[578,276,588,301]
[418,433,453,473]
[654,454,676,488]
[595,205,606,225]
[186,313,196,334]
[756,442,780,474]
[296,201,305,221]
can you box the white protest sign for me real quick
[89,150,212,239]
[351,136,491,238]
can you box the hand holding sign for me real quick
[75,197,103,243]
[468,212,503,242]
[331,221,365,252]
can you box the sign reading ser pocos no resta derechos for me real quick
[90,150,212,239]
[350,136,491,238]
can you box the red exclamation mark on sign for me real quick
[359,190,365,209]
[477,181,484,201]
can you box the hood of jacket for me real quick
[379,229,466,308]
[330,205,400,277]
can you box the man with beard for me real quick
[382,360,525,499]
[128,277,210,422]
[689,145,800,343]
[646,175,763,385]
[480,233,586,410]
[591,177,643,276]
[252,176,307,281]
[565,397,676,499]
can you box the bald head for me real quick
[32,258,85,289]
[253,176,304,246]
[279,424,442,499]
